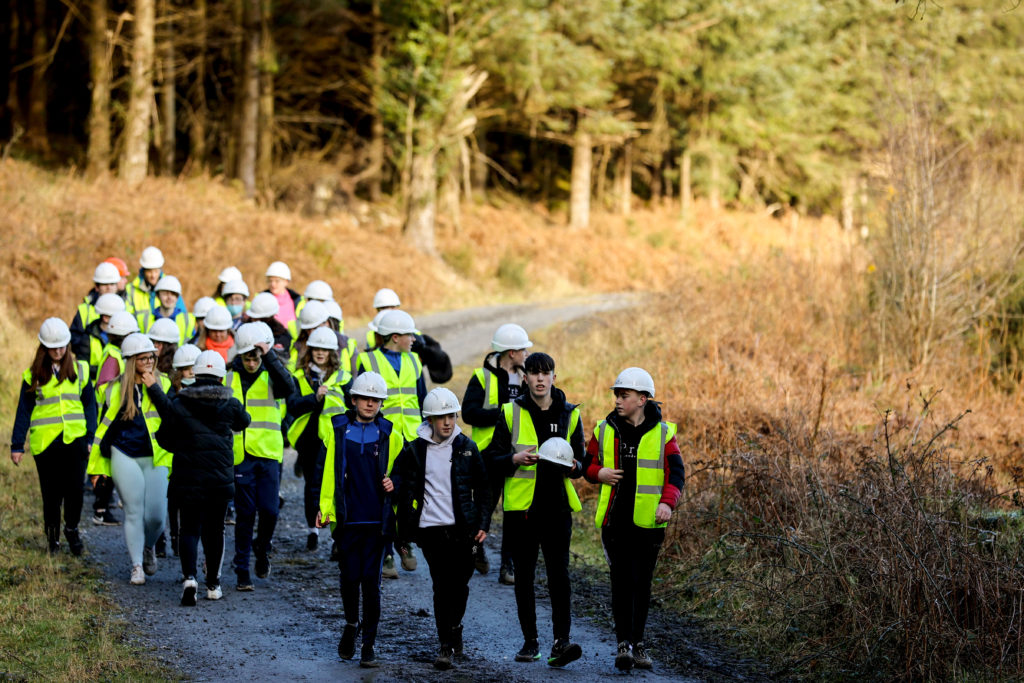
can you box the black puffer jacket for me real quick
[151,379,250,501]
[392,431,491,544]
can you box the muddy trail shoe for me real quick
[548,639,582,668]
[142,547,158,575]
[515,640,541,662]
[434,645,454,670]
[452,624,464,657]
[382,555,399,579]
[130,565,146,585]
[236,570,254,591]
[498,561,515,585]
[473,544,490,575]
[633,642,653,669]
[63,527,83,556]
[359,644,379,668]
[181,578,198,606]
[398,543,417,571]
[255,554,271,579]
[615,641,634,671]
[338,623,359,660]
[206,585,223,600]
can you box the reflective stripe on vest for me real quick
[22,360,90,454]
[593,419,675,529]
[359,349,422,442]
[226,369,284,464]
[88,376,173,470]
[502,402,582,513]
[287,370,351,445]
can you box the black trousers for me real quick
[334,524,386,646]
[418,525,476,646]
[179,494,230,589]
[487,480,512,566]
[33,436,88,531]
[297,446,324,529]
[504,509,573,642]
[601,525,665,643]
[93,474,114,513]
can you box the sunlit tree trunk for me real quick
[237,0,259,197]
[87,0,111,177]
[26,0,48,151]
[158,2,175,176]
[256,0,274,196]
[119,0,156,185]
[569,127,592,229]
[366,0,384,201]
[405,146,437,253]
[617,141,631,217]
[186,0,207,172]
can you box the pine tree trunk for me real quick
[237,0,259,198]
[119,0,155,185]
[594,144,609,207]
[187,0,207,172]
[86,0,111,177]
[405,147,437,254]
[256,0,274,197]
[366,0,383,201]
[617,141,631,217]
[27,0,48,151]
[225,0,244,181]
[158,5,175,176]
[569,128,592,229]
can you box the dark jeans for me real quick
[488,480,512,566]
[297,446,324,529]
[33,436,88,531]
[233,455,281,573]
[418,525,476,646]
[179,494,230,589]
[602,525,665,643]
[334,524,386,646]
[504,509,572,642]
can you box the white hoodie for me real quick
[416,421,462,528]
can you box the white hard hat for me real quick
[172,343,202,369]
[251,321,275,345]
[303,280,333,301]
[324,300,343,323]
[492,323,533,352]
[234,323,263,355]
[367,310,388,333]
[298,300,329,330]
[193,349,226,378]
[93,262,121,285]
[139,246,165,269]
[218,266,243,284]
[95,293,127,317]
[106,311,140,337]
[307,327,339,351]
[350,372,389,399]
[611,367,655,398]
[537,437,575,468]
[147,318,180,344]
[248,292,279,319]
[154,275,182,295]
[421,387,461,417]
[372,288,401,309]
[38,318,71,348]
[222,279,250,298]
[376,310,416,337]
[121,332,157,358]
[193,296,217,319]
[265,261,292,281]
[203,305,233,331]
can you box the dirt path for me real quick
[82,295,764,682]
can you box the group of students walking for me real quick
[10,246,684,673]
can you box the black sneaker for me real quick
[338,623,359,660]
[473,543,490,574]
[63,528,83,556]
[255,554,271,579]
[359,644,379,668]
[633,641,652,669]
[95,508,121,526]
[236,570,254,591]
[615,640,634,671]
[181,578,198,606]
[433,645,454,670]
[498,561,515,585]
[514,639,540,662]
[451,624,464,657]
[306,531,318,551]
[547,638,582,668]
[224,507,235,525]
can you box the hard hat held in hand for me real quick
[304,280,333,301]
[106,311,140,337]
[612,367,656,398]
[148,318,180,344]
[38,318,71,349]
[299,300,329,330]
[350,372,389,399]
[235,323,264,355]
[172,343,202,369]
[265,261,292,281]
[95,293,126,317]
[422,387,461,417]
[492,323,533,352]
[203,305,233,331]
[376,310,416,337]
[121,332,157,358]
[194,349,226,378]
[537,437,575,468]
[93,261,121,285]
[218,266,243,284]
[139,246,165,270]
[248,292,279,320]
[307,327,339,351]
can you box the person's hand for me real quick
[655,503,672,524]
[381,477,394,493]
[10,450,23,465]
[316,511,331,528]
[513,447,538,466]
[90,475,100,487]
[316,385,329,401]
[140,368,158,387]
[474,530,487,543]
[255,342,271,356]
[598,467,623,484]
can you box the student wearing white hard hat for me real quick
[244,292,292,364]
[392,387,490,670]
[221,279,250,329]
[316,371,405,668]
[286,326,352,550]
[364,288,402,350]
[11,318,98,556]
[124,246,166,315]
[196,305,235,362]
[70,261,125,362]
[192,296,217,340]
[73,292,126,381]
[288,300,331,371]
[147,317,181,376]
[462,323,533,584]
[137,275,196,345]
[87,333,174,586]
[324,300,360,377]
[365,289,452,384]
[146,350,250,605]
[213,266,244,307]
[263,261,303,330]
[581,368,684,672]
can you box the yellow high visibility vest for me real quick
[501,402,582,513]
[226,368,284,465]
[21,360,90,455]
[287,367,352,445]
[95,344,125,405]
[593,420,677,529]
[468,367,501,450]
[357,349,423,442]
[87,375,173,477]
[137,310,197,345]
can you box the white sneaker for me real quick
[142,547,158,575]
[130,565,146,585]
[181,578,198,606]
[206,585,223,601]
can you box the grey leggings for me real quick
[111,447,169,567]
